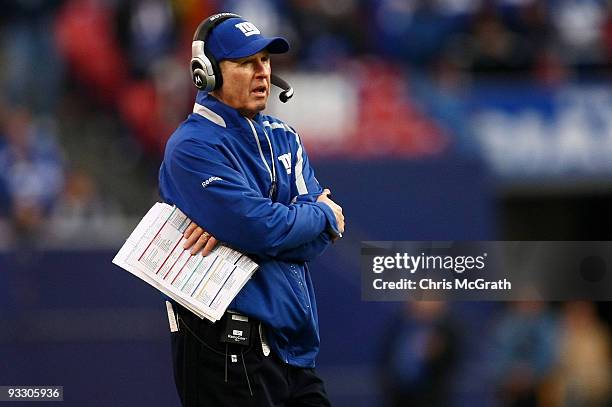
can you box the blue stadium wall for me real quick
[0,157,494,406]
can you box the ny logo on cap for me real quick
[235,22,260,37]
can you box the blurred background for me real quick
[1,0,612,405]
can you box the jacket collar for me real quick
[193,91,264,130]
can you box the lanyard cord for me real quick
[241,348,254,396]
[246,118,276,198]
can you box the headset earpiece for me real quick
[190,40,219,91]
[190,13,241,91]
[191,65,208,90]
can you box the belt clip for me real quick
[165,301,179,332]
[220,310,251,346]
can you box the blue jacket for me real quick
[159,92,339,367]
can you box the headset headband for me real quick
[193,12,242,42]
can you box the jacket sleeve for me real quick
[272,232,332,262]
[165,138,337,257]
[272,131,338,262]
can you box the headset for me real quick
[190,12,294,103]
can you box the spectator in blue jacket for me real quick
[158,13,344,406]
[0,105,64,244]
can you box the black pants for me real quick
[171,306,331,407]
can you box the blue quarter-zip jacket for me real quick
[159,92,338,367]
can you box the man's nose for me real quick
[254,59,270,76]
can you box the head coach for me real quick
[158,12,345,406]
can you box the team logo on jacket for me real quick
[201,176,222,189]
[278,153,292,174]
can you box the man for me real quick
[158,13,344,407]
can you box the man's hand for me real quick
[317,188,345,240]
[183,222,218,256]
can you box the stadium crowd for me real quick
[3,0,612,232]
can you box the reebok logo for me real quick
[235,22,260,37]
[201,176,222,189]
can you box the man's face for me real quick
[213,50,271,118]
